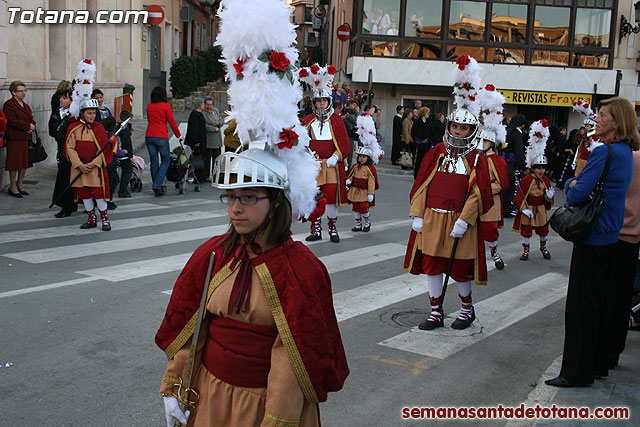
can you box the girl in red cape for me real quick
[156,148,349,427]
[64,98,113,231]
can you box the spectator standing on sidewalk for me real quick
[342,100,360,167]
[202,97,223,182]
[503,114,526,217]
[185,98,208,182]
[546,97,637,388]
[117,110,134,198]
[401,109,414,171]
[3,80,35,198]
[145,86,182,197]
[431,113,446,146]
[91,89,113,124]
[0,107,6,191]
[51,89,78,218]
[391,105,404,165]
[411,106,432,178]
[48,80,71,138]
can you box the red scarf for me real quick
[227,238,262,315]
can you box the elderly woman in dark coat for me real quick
[3,80,36,198]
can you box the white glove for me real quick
[164,396,190,427]
[326,154,338,167]
[545,188,555,199]
[367,194,374,203]
[346,179,352,185]
[522,208,533,218]
[345,165,349,172]
[411,217,423,233]
[450,218,469,239]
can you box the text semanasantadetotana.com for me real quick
[401,404,629,420]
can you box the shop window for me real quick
[574,8,611,48]
[362,0,401,36]
[305,7,312,24]
[449,1,486,41]
[536,0,572,5]
[573,52,609,68]
[402,42,442,58]
[446,45,485,60]
[487,47,525,64]
[531,49,570,66]
[361,39,402,56]
[577,0,613,7]
[490,3,527,44]
[533,6,570,46]
[405,0,443,38]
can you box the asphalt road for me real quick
[0,168,577,426]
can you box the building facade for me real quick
[326,0,639,154]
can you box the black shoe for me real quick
[545,376,591,388]
[418,318,444,330]
[80,222,97,229]
[18,190,29,196]
[118,192,132,198]
[107,202,117,210]
[330,234,340,243]
[503,212,514,218]
[305,234,321,242]
[451,309,476,330]
[495,259,505,270]
[8,189,22,198]
[154,188,164,197]
[362,225,370,232]
[102,223,111,232]
[55,210,72,218]
[351,226,362,232]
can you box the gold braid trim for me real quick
[403,234,419,273]
[263,412,301,427]
[165,260,234,360]
[162,375,182,386]
[487,156,502,189]
[255,263,319,404]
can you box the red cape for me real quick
[303,113,351,205]
[155,235,349,403]
[486,153,509,227]
[513,174,553,231]
[64,119,114,165]
[405,143,493,284]
[347,163,379,206]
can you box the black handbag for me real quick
[189,148,205,170]
[549,144,612,242]
[28,130,48,163]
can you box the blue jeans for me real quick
[145,137,170,189]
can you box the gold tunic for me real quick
[517,178,551,227]
[161,265,318,427]
[347,165,376,203]
[479,154,505,223]
[65,125,107,188]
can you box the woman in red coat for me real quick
[2,80,36,198]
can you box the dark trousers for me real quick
[391,137,402,164]
[560,242,615,384]
[197,147,221,181]
[107,161,120,200]
[503,161,517,215]
[413,143,429,179]
[606,240,640,367]
[118,158,132,195]
[52,154,78,213]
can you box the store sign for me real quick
[499,90,592,107]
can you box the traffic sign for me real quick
[337,24,351,41]
[313,5,326,19]
[146,5,165,26]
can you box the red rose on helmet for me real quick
[310,64,320,74]
[485,84,495,91]
[299,68,308,78]
[456,55,470,70]
[278,129,298,149]
[469,96,476,101]
[327,65,337,74]
[234,58,247,78]
[83,59,92,65]
[583,103,590,109]
[535,132,542,138]
[541,119,549,128]
[269,51,290,72]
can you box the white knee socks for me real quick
[326,203,338,218]
[82,198,95,211]
[456,280,472,298]
[427,274,444,298]
[95,198,108,212]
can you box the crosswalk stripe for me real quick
[77,254,192,282]
[0,199,219,227]
[378,272,568,359]
[0,211,223,244]
[4,225,230,264]
[0,277,101,299]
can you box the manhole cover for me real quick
[388,310,484,336]
[391,310,429,328]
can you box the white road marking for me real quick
[0,277,101,299]
[0,211,222,244]
[77,254,193,282]
[378,272,568,359]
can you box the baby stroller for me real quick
[129,155,145,192]
[167,143,201,194]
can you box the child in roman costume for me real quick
[346,113,382,232]
[512,119,555,260]
[476,84,509,270]
[299,65,351,243]
[64,59,113,231]
[404,55,493,331]
[157,2,348,426]
[572,100,602,176]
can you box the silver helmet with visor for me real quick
[444,108,479,156]
[312,88,334,120]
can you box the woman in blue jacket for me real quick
[546,97,639,388]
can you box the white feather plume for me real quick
[526,119,550,168]
[355,113,384,164]
[452,55,481,118]
[217,0,320,220]
[477,84,506,145]
[572,100,596,120]
[70,59,96,118]
[297,65,336,94]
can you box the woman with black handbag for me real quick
[2,80,36,198]
[546,97,639,388]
